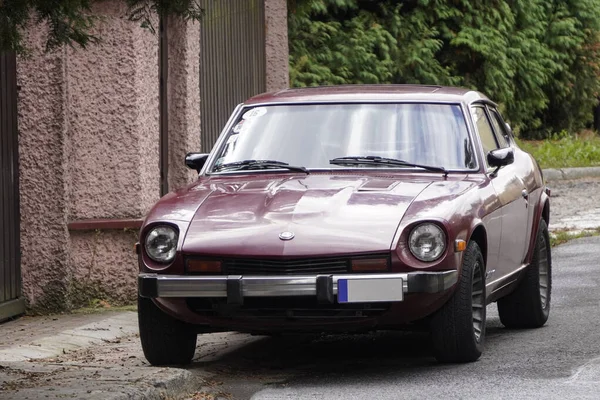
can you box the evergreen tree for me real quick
[0,0,203,53]
[288,0,600,137]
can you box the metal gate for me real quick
[0,52,24,321]
[199,0,266,150]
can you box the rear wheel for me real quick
[430,241,486,363]
[498,219,551,328]
[138,296,197,366]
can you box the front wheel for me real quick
[497,219,552,328]
[138,296,197,366]
[430,241,486,363]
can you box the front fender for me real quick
[525,188,550,264]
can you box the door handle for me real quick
[521,189,529,200]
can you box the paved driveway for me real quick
[549,177,600,231]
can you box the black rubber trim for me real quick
[139,275,158,298]
[316,275,334,304]
[407,271,457,293]
[227,276,244,305]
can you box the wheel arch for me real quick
[542,197,550,226]
[468,224,488,270]
[525,190,550,264]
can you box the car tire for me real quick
[430,241,486,363]
[497,219,551,329]
[138,296,197,366]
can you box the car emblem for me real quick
[279,231,295,241]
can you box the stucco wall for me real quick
[265,0,290,91]
[18,0,287,311]
[66,1,159,220]
[167,17,201,192]
[17,29,70,312]
[18,0,160,311]
[65,1,160,307]
[69,230,139,306]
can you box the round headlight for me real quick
[145,226,178,263]
[408,223,446,262]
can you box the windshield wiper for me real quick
[330,156,448,176]
[214,159,309,174]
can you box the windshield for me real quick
[210,103,476,172]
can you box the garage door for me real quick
[199,0,266,151]
[0,52,25,321]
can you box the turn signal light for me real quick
[455,240,467,252]
[351,258,389,272]
[187,260,222,273]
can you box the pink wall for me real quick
[65,1,160,308]
[167,17,201,191]
[17,28,71,311]
[66,1,160,221]
[18,1,160,310]
[265,0,290,91]
[18,0,289,311]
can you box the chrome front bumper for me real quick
[138,271,458,303]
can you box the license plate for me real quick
[337,278,404,303]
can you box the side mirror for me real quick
[487,147,514,169]
[185,153,209,173]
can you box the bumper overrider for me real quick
[138,271,458,304]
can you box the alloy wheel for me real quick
[538,234,550,309]
[472,261,485,342]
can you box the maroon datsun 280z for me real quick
[137,85,552,365]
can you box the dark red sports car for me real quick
[137,85,552,365]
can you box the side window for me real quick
[489,109,509,148]
[472,107,499,161]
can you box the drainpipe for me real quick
[159,14,169,196]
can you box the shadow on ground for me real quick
[184,315,507,397]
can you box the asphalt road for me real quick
[186,235,600,400]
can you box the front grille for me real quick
[187,297,391,319]
[222,257,349,275]
[185,254,391,275]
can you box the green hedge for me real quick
[288,0,600,138]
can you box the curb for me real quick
[0,311,202,400]
[0,312,138,362]
[543,167,600,181]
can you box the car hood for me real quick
[180,174,437,257]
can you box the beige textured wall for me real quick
[265,0,290,91]
[167,17,201,191]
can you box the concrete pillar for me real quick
[265,0,290,91]
[17,31,71,312]
[167,17,201,191]
[18,0,160,311]
[65,2,159,221]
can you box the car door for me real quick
[487,107,536,263]
[472,105,529,283]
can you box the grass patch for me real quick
[517,131,600,169]
[550,228,600,247]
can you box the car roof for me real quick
[245,84,493,106]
